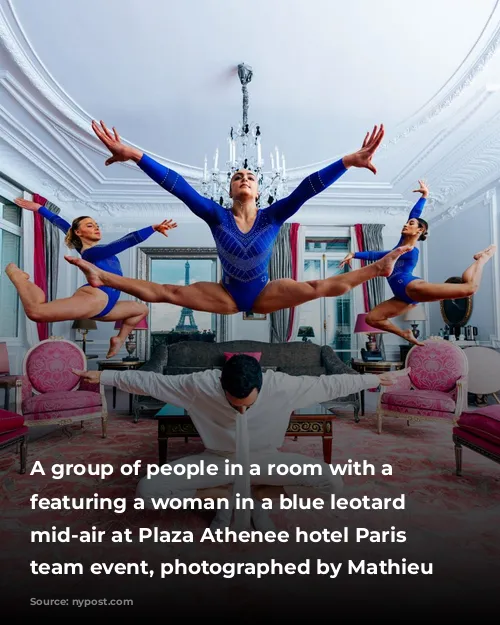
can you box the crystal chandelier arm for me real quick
[137,153,222,225]
[265,158,348,224]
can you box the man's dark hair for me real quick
[220,354,263,398]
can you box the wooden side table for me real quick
[97,360,144,414]
[351,359,404,416]
[155,403,335,465]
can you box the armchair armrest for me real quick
[15,376,32,414]
[454,377,468,415]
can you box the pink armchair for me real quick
[15,337,107,437]
[377,338,468,434]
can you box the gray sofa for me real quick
[131,340,361,422]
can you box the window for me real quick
[136,247,220,354]
[0,198,22,338]
[293,236,354,363]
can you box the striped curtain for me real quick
[269,222,300,343]
[355,223,386,358]
[33,194,61,339]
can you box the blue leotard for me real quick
[137,153,347,311]
[38,206,155,318]
[353,197,426,305]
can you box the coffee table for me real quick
[155,403,334,466]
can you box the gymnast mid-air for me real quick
[340,179,496,345]
[5,199,176,358]
[65,120,411,313]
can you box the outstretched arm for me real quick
[273,369,410,411]
[14,198,71,233]
[339,248,390,269]
[353,250,390,261]
[407,179,429,221]
[83,219,177,263]
[91,120,221,226]
[74,369,197,410]
[267,125,385,224]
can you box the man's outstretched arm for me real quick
[74,369,197,409]
[272,369,410,411]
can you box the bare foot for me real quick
[374,245,413,278]
[107,336,124,359]
[5,263,29,282]
[65,256,105,287]
[402,329,425,346]
[473,244,496,262]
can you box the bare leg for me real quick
[97,301,149,358]
[5,263,106,321]
[252,245,412,313]
[366,298,424,346]
[195,485,232,499]
[407,245,496,302]
[65,256,239,314]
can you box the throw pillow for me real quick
[224,352,262,362]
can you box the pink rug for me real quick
[1,410,499,613]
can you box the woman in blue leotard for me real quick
[66,120,410,315]
[6,199,176,358]
[340,180,496,345]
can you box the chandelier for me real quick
[201,63,288,208]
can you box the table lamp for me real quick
[354,313,384,352]
[114,317,148,361]
[298,326,315,342]
[72,319,97,354]
[403,305,426,340]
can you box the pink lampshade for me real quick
[354,313,384,334]
[114,318,149,330]
[0,342,9,374]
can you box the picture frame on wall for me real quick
[243,311,267,320]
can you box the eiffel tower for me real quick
[175,261,198,332]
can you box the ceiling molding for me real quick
[382,4,500,150]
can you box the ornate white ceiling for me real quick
[2,0,500,228]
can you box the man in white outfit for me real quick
[76,355,403,531]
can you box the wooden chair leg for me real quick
[454,441,463,476]
[20,435,27,474]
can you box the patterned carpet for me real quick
[1,409,499,614]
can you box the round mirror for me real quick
[440,277,473,328]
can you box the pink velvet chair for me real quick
[15,337,107,437]
[377,338,468,434]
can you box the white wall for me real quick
[427,188,500,345]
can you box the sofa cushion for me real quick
[24,405,102,422]
[382,389,456,413]
[224,351,262,362]
[457,406,500,445]
[453,426,500,455]
[0,408,24,433]
[23,390,102,415]
[164,366,208,376]
[277,366,327,377]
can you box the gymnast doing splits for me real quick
[340,180,496,345]
[66,120,411,315]
[5,199,176,358]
